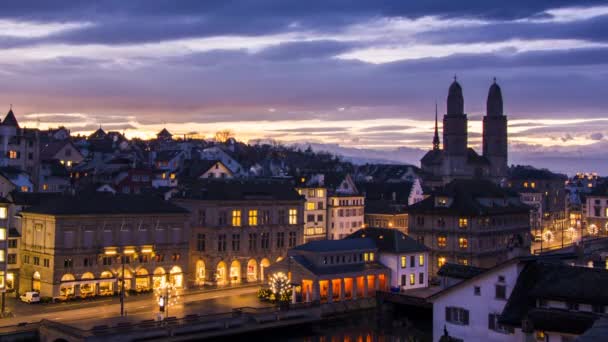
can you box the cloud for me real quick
[589,132,604,140]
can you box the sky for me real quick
[1,1,607,174]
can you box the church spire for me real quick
[433,101,440,150]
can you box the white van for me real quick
[20,291,40,303]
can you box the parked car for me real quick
[20,291,40,303]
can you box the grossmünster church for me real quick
[421,78,508,187]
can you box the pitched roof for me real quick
[437,263,486,279]
[408,179,528,216]
[346,228,428,253]
[291,238,376,253]
[180,159,227,179]
[157,128,173,137]
[2,109,19,127]
[500,261,608,327]
[177,180,304,201]
[356,181,413,204]
[289,254,388,276]
[156,150,182,162]
[21,192,189,215]
[9,191,61,206]
[40,140,75,160]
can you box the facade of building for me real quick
[267,239,390,303]
[296,174,328,243]
[327,175,364,240]
[421,79,508,187]
[173,180,305,287]
[408,179,531,276]
[18,193,190,298]
[347,227,429,291]
[584,182,608,238]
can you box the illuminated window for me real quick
[0,250,5,262]
[438,256,447,268]
[306,202,316,211]
[289,209,298,225]
[248,210,258,226]
[459,218,468,229]
[8,151,17,159]
[459,237,468,249]
[42,184,49,191]
[162,173,167,179]
[409,273,415,285]
[530,182,536,189]
[316,189,325,197]
[605,208,608,217]
[0,228,5,241]
[369,252,375,262]
[401,256,407,268]
[437,236,447,248]
[231,210,242,227]
[66,160,72,167]
[458,258,468,265]
[419,254,425,266]
[0,271,4,289]
[523,182,528,188]
[170,173,176,180]
[364,253,369,261]
[20,186,28,192]
[0,207,6,219]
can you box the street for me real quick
[0,285,271,329]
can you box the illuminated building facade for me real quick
[174,180,305,287]
[18,193,189,298]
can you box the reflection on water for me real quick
[220,309,432,342]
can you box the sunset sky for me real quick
[1,1,607,173]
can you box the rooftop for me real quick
[346,227,428,253]
[291,238,376,253]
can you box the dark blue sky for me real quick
[0,1,607,173]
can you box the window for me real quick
[495,284,506,300]
[0,228,5,241]
[419,272,424,284]
[409,273,415,285]
[445,307,469,325]
[198,209,206,225]
[7,254,16,264]
[306,202,315,210]
[248,210,258,226]
[102,257,112,266]
[369,252,375,262]
[419,254,425,266]
[488,313,514,334]
[261,232,270,250]
[0,207,6,219]
[316,189,325,197]
[278,210,286,224]
[249,233,257,251]
[218,234,227,252]
[458,237,468,249]
[438,256,447,268]
[458,258,469,266]
[307,214,315,223]
[232,210,242,227]
[458,218,468,228]
[276,232,285,248]
[410,255,415,267]
[196,233,206,251]
[437,236,447,248]
[232,234,240,251]
[289,209,298,225]
[474,286,481,296]
[401,274,406,286]
[32,255,39,265]
[63,258,73,268]
[401,256,407,268]
[218,211,228,225]
[8,151,17,159]
[288,232,297,247]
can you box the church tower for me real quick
[443,78,468,175]
[482,78,508,180]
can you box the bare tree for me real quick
[214,129,234,143]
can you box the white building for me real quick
[347,227,429,291]
[296,174,328,243]
[327,174,364,240]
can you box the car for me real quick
[20,291,40,303]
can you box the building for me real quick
[507,165,568,234]
[266,238,390,303]
[18,193,190,298]
[584,182,608,238]
[326,174,365,240]
[364,201,409,234]
[408,179,531,276]
[295,174,328,243]
[173,180,305,287]
[0,198,10,305]
[420,79,508,187]
[347,227,429,291]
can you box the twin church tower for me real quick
[421,78,508,186]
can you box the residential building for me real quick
[408,179,531,276]
[296,174,328,242]
[181,160,233,180]
[584,182,608,238]
[18,193,190,298]
[347,227,429,291]
[0,199,10,302]
[267,238,390,303]
[173,180,305,287]
[0,167,34,195]
[327,174,364,240]
[507,165,568,233]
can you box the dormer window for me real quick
[437,197,448,207]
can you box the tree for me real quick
[214,129,234,143]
